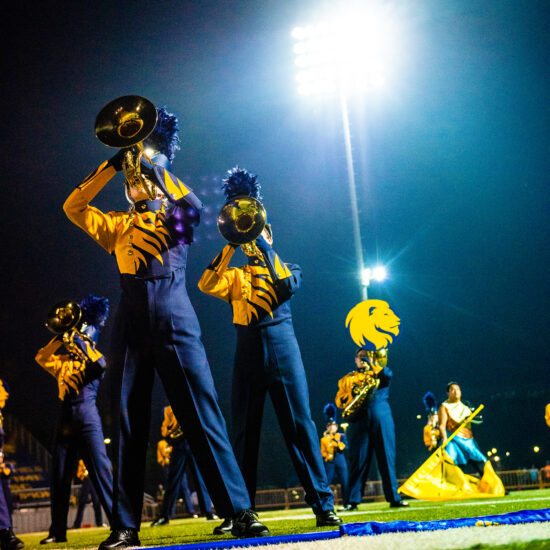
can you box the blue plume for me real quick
[323,403,337,423]
[423,391,438,412]
[222,166,262,201]
[143,107,181,163]
[79,294,110,328]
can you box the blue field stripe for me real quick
[145,508,550,549]
[340,508,550,536]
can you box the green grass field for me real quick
[17,488,550,550]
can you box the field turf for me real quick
[16,488,550,550]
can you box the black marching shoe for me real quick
[231,509,270,538]
[40,534,66,545]
[0,528,25,550]
[206,512,219,521]
[98,529,140,549]
[150,517,169,526]
[213,518,233,535]
[390,500,409,508]
[316,509,343,527]
[338,503,358,512]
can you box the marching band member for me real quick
[422,392,440,451]
[336,349,407,510]
[151,406,218,525]
[64,103,267,549]
[35,295,113,545]
[0,380,24,550]
[198,167,340,531]
[72,460,106,529]
[320,417,349,505]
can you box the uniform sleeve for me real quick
[198,245,238,302]
[335,374,353,409]
[160,407,170,439]
[63,161,120,253]
[35,337,66,377]
[256,239,302,296]
[320,437,329,461]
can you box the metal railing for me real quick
[9,467,550,532]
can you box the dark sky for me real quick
[2,0,549,488]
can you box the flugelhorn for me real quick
[217,195,267,256]
[94,95,158,200]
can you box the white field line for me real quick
[262,496,550,522]
[246,523,550,550]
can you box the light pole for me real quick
[291,7,397,300]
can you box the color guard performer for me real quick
[438,382,487,474]
[64,99,267,548]
[35,295,113,544]
[198,167,341,531]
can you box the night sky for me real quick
[2,0,549,491]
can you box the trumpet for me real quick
[217,195,267,257]
[94,95,159,200]
[45,301,90,362]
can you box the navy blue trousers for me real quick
[232,320,333,514]
[48,401,113,538]
[0,479,10,530]
[111,269,250,529]
[346,400,401,505]
[324,453,349,501]
[73,477,103,527]
[160,438,213,518]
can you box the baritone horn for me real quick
[217,195,267,256]
[94,95,158,200]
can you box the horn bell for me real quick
[46,301,82,335]
[94,95,158,148]
[217,196,267,245]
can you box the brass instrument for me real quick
[94,95,159,200]
[342,373,380,421]
[45,301,90,362]
[217,195,267,257]
[166,424,184,440]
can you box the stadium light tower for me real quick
[292,5,400,300]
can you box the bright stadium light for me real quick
[291,6,401,98]
[362,265,388,297]
[534,446,540,453]
[291,4,405,299]
[491,448,497,454]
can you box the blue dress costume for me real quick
[63,162,251,531]
[35,332,113,541]
[440,400,486,470]
[198,242,334,515]
[336,368,402,505]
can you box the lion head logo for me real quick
[345,299,401,351]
